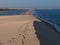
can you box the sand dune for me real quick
[0,15,40,45]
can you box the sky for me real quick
[0,0,60,9]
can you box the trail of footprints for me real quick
[0,23,29,45]
[0,22,32,45]
[9,23,27,45]
[8,33,26,45]
[18,23,28,45]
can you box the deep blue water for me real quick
[0,9,28,16]
[32,9,60,32]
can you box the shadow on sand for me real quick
[33,21,60,45]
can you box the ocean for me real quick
[0,9,60,32]
[0,9,28,16]
[32,9,60,32]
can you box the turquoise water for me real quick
[32,9,60,32]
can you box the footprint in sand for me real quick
[22,34,25,39]
[9,37,16,43]
[21,39,24,45]
[12,37,15,40]
[9,39,13,42]
[0,43,3,45]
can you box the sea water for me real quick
[32,9,60,32]
[0,9,28,16]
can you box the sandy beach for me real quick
[0,15,40,45]
[0,11,60,45]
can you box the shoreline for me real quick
[0,12,59,33]
[33,15,60,33]
[0,13,58,32]
[0,10,60,45]
[0,14,60,45]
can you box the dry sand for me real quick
[0,15,40,45]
